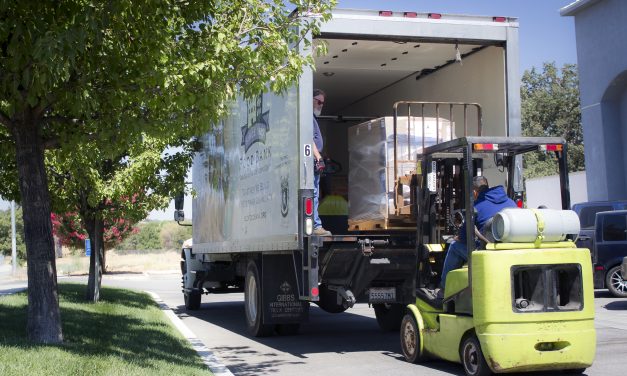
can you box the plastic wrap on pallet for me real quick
[348,116,454,228]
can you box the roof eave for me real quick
[560,0,603,16]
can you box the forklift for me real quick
[399,134,596,375]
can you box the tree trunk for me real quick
[12,117,63,344]
[86,216,103,302]
[101,245,107,274]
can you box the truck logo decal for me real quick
[241,94,270,152]
[281,176,289,217]
[280,281,291,294]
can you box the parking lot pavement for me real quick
[0,263,12,277]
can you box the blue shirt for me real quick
[313,117,323,152]
[459,185,517,244]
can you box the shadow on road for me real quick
[604,300,627,310]
[173,298,585,376]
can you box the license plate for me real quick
[369,287,396,303]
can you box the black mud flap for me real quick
[262,254,309,325]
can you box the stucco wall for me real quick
[567,0,627,200]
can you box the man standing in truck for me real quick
[313,89,332,236]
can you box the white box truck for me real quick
[178,8,521,336]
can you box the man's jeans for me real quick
[440,240,468,290]
[313,173,322,229]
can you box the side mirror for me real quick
[174,210,185,222]
[174,193,184,210]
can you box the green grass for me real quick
[0,284,213,376]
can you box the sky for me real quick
[337,0,578,74]
[0,1,580,218]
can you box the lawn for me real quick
[0,284,213,376]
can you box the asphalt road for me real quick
[3,273,627,376]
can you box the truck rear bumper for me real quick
[477,321,596,373]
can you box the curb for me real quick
[145,291,234,376]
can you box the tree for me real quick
[521,62,584,179]
[0,1,334,343]
[47,136,190,301]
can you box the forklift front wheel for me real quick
[460,334,492,376]
[400,313,425,363]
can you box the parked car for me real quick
[571,200,627,252]
[589,210,627,297]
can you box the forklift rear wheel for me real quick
[373,303,404,331]
[460,334,492,376]
[400,313,425,363]
[606,265,627,298]
[244,260,274,337]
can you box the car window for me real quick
[602,214,627,242]
[579,206,612,228]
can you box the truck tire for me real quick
[315,284,348,313]
[244,260,274,337]
[460,334,492,376]
[373,303,404,331]
[400,313,425,363]
[606,265,627,298]
[184,290,201,310]
[181,250,201,310]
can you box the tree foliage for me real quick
[521,62,584,179]
[51,211,138,250]
[114,220,192,252]
[0,0,335,343]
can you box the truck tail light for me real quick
[516,199,524,208]
[311,287,319,297]
[379,11,393,17]
[428,13,442,19]
[404,12,417,18]
[493,16,507,22]
[305,197,313,216]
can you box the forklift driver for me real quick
[438,176,517,297]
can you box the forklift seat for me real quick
[444,266,468,300]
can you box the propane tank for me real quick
[492,208,580,243]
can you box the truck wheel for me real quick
[244,260,274,337]
[400,313,425,363]
[373,303,404,331]
[460,334,492,376]
[181,250,201,310]
[184,290,201,310]
[606,266,627,298]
